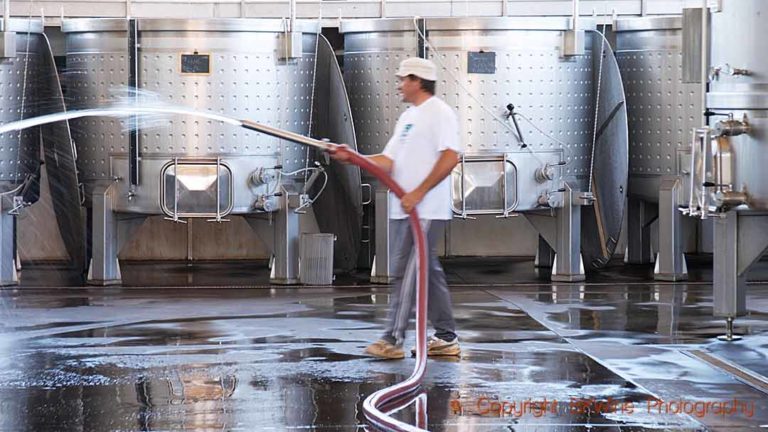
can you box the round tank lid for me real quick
[581,32,629,270]
[62,18,319,33]
[613,16,681,32]
[341,16,596,33]
[0,18,44,33]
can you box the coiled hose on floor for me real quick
[240,120,430,431]
[340,146,429,431]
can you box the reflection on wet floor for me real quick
[0,259,767,430]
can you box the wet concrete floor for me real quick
[1,256,767,430]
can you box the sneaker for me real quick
[411,336,461,357]
[364,339,405,359]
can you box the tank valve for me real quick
[537,193,551,207]
[253,195,278,213]
[540,188,567,208]
[715,114,750,137]
[713,191,749,210]
[725,64,751,76]
[534,161,565,183]
[535,166,555,183]
[250,168,276,186]
[579,191,596,205]
[710,64,752,80]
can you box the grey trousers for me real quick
[382,219,457,346]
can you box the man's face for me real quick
[397,75,421,103]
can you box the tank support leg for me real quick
[534,235,555,268]
[625,196,655,264]
[552,186,585,282]
[526,184,585,282]
[654,177,688,281]
[0,195,18,286]
[714,211,768,341]
[270,190,300,285]
[370,188,392,284]
[87,183,121,285]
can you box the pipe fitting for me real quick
[535,165,555,183]
[715,115,750,137]
[713,191,748,210]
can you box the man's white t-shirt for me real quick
[382,96,463,220]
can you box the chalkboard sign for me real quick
[181,53,211,74]
[467,51,496,74]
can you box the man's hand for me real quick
[328,144,352,164]
[401,187,426,214]
[329,146,394,173]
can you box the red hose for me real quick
[330,144,430,431]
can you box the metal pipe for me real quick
[128,19,140,187]
[241,119,332,152]
[173,157,179,221]
[501,158,508,216]
[701,1,708,128]
[700,132,712,217]
[289,0,296,31]
[460,153,466,217]
[688,131,699,213]
[572,0,579,31]
[3,0,9,31]
[216,157,221,221]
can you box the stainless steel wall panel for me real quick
[615,18,702,201]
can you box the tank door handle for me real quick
[361,183,372,205]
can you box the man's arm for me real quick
[329,145,394,174]
[368,154,394,174]
[400,149,460,213]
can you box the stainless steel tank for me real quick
[614,14,703,279]
[691,0,768,334]
[614,16,702,202]
[0,20,42,192]
[341,17,628,281]
[0,19,81,285]
[706,1,768,212]
[62,18,360,284]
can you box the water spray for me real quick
[0,107,430,432]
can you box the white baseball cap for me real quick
[395,57,438,81]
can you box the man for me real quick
[332,57,463,359]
